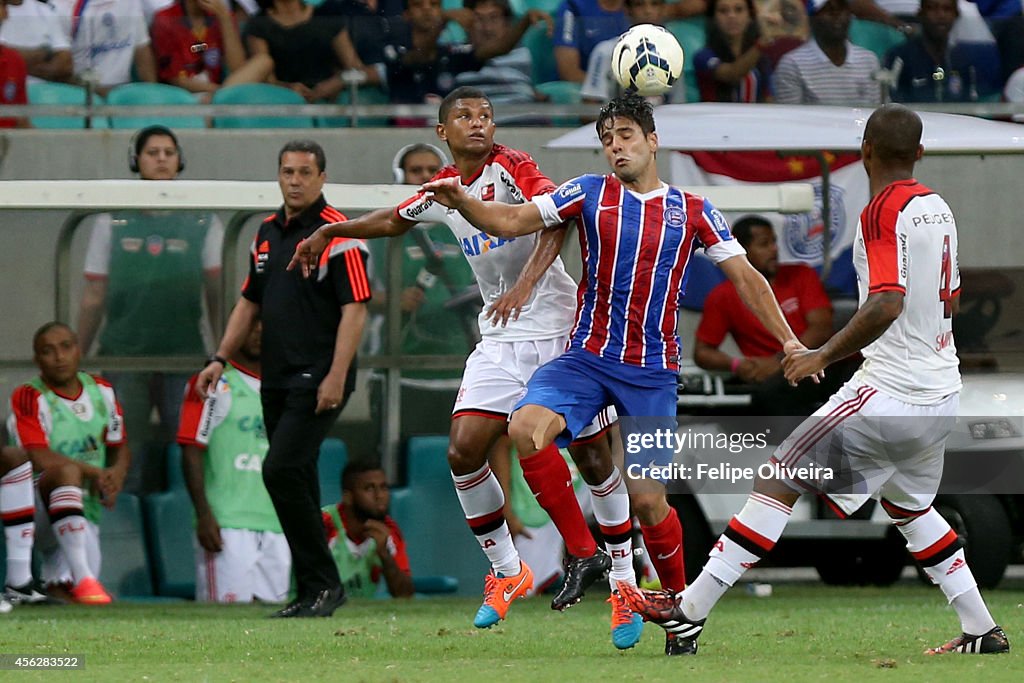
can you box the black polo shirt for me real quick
[242,194,371,389]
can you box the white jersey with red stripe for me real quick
[852,179,961,404]
[534,174,745,371]
[395,144,577,342]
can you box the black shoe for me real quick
[269,597,312,619]
[4,580,64,605]
[665,632,699,656]
[616,580,705,652]
[307,587,347,617]
[551,549,611,611]
[926,625,1010,655]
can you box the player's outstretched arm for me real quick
[422,177,546,238]
[289,208,414,277]
[720,255,798,349]
[784,291,904,383]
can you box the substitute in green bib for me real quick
[77,125,224,494]
[7,322,131,605]
[320,462,413,598]
[177,320,291,603]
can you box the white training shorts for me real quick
[453,336,616,440]
[33,492,102,586]
[195,528,291,603]
[771,380,958,517]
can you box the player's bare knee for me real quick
[631,492,669,525]
[567,439,614,485]
[40,461,82,491]
[447,438,486,476]
[0,445,29,471]
[752,475,799,507]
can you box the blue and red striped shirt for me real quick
[534,174,744,371]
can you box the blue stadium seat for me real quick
[99,493,155,598]
[666,19,706,102]
[523,0,561,14]
[389,436,486,596]
[522,23,558,84]
[212,83,313,129]
[319,437,349,506]
[107,83,206,129]
[536,80,582,103]
[142,490,196,598]
[166,443,185,490]
[26,82,109,129]
[849,18,905,61]
[317,86,390,128]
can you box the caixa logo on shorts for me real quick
[783,182,846,261]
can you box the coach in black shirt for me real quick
[197,140,370,617]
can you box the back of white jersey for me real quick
[396,144,577,342]
[853,180,961,403]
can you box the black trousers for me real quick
[261,387,348,598]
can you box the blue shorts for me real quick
[515,349,678,471]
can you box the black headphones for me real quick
[391,143,449,184]
[128,125,185,174]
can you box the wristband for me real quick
[730,357,742,374]
[206,354,227,368]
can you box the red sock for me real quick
[641,506,686,592]
[519,444,597,558]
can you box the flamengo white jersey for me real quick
[396,144,577,342]
[852,179,961,404]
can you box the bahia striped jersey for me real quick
[534,174,745,371]
[852,179,961,404]
[396,144,578,342]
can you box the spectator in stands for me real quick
[553,0,630,83]
[315,0,405,67]
[246,0,376,102]
[753,0,808,67]
[0,0,29,128]
[382,0,535,104]
[451,0,550,104]
[0,0,73,84]
[883,0,1001,102]
[693,215,836,413]
[321,461,413,598]
[582,0,688,103]
[51,0,157,94]
[694,0,774,101]
[152,0,273,98]
[178,320,291,604]
[77,125,224,494]
[7,322,128,605]
[995,14,1023,85]
[772,0,881,104]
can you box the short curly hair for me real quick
[595,91,656,139]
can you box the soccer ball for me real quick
[611,24,685,97]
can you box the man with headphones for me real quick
[77,125,224,494]
[362,142,479,441]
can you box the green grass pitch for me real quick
[2,582,1021,682]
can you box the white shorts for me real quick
[33,491,102,586]
[772,380,958,517]
[195,528,291,603]
[454,337,616,441]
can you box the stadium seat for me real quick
[99,493,155,598]
[848,19,906,61]
[166,443,185,490]
[666,19,705,102]
[318,437,349,506]
[523,0,560,14]
[536,80,582,104]
[26,82,109,129]
[389,436,487,596]
[317,86,390,128]
[212,83,313,129]
[142,490,196,599]
[107,83,206,129]
[521,23,558,84]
